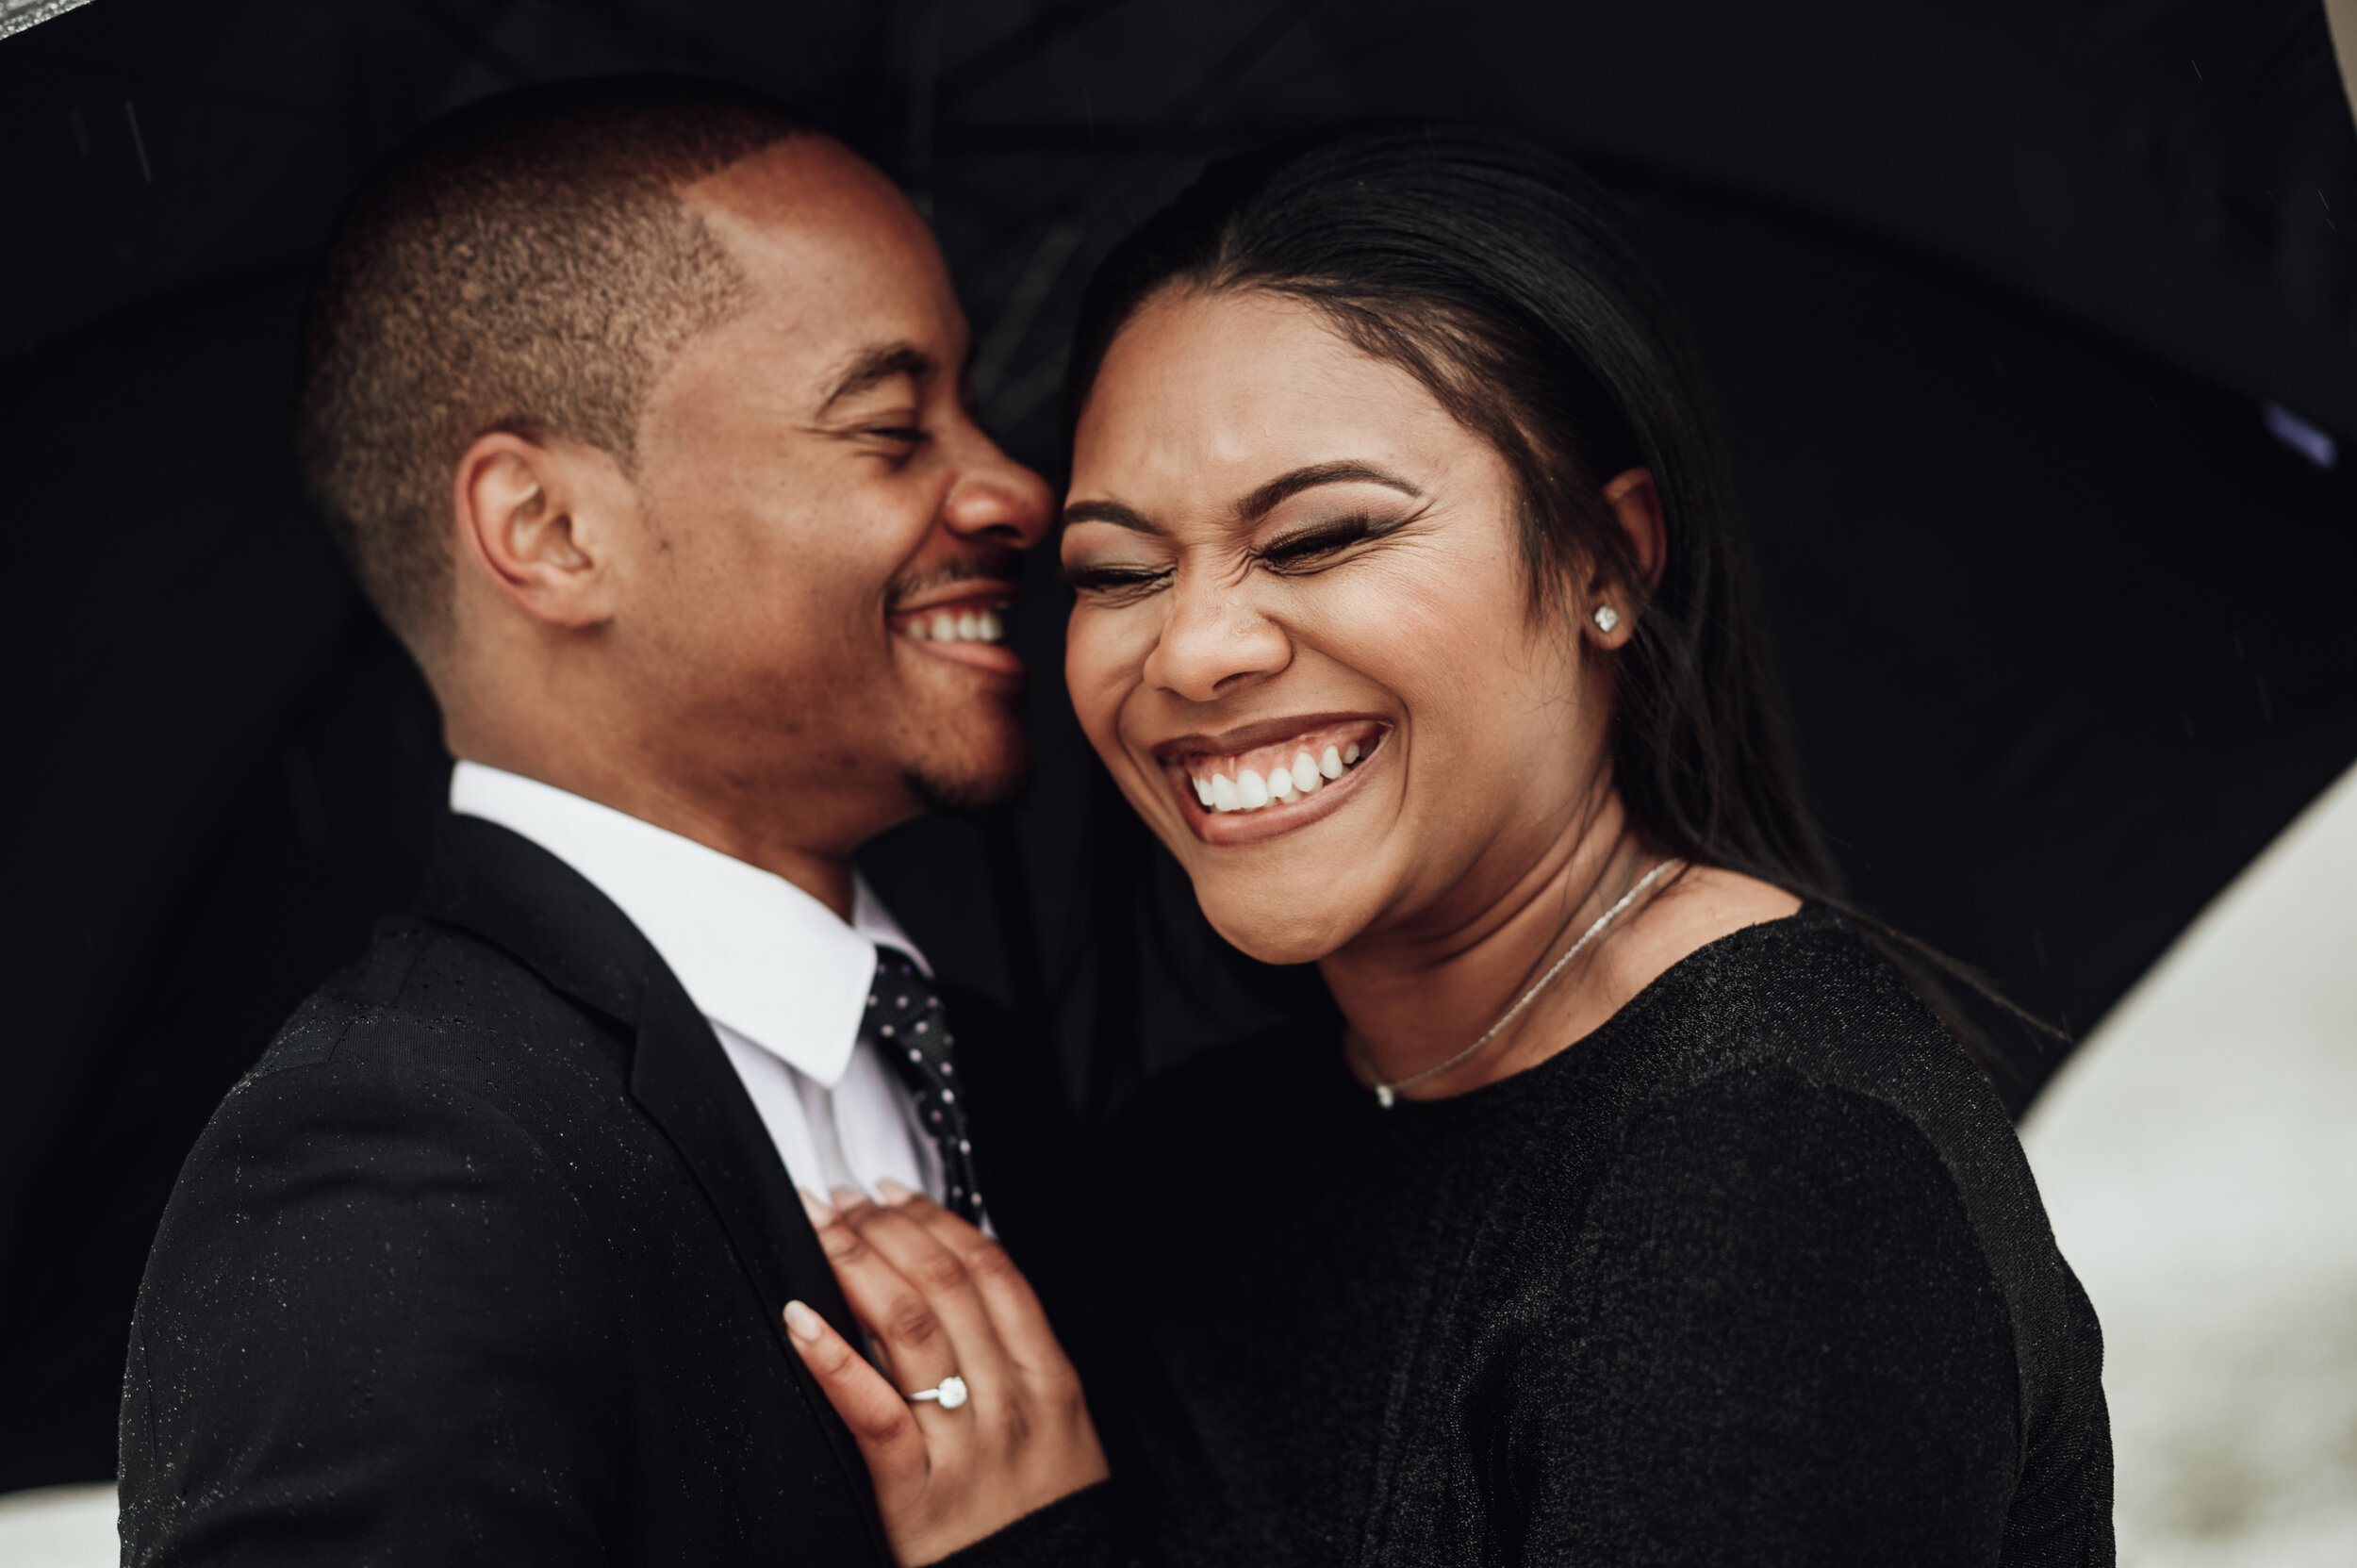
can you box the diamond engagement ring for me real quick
[908,1375,968,1410]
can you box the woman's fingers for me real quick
[795,1190,1111,1568]
[804,1188,1011,1400]
[799,1191,952,1391]
[782,1299,926,1476]
[872,1185,1070,1378]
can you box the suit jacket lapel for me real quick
[624,962,870,1369]
[417,816,886,1554]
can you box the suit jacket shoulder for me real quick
[121,818,891,1568]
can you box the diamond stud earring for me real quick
[1591,604,1621,634]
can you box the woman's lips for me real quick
[1158,720,1389,844]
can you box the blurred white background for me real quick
[0,1481,112,1566]
[2024,761,2357,1565]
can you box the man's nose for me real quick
[940,433,1054,551]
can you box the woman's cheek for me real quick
[1063,608,1136,751]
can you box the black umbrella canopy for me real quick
[8,2,2357,423]
[3,0,2354,1491]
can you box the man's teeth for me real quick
[903,607,1005,644]
[1192,741,1365,815]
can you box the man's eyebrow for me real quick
[818,342,934,413]
[1237,460,1422,521]
[1060,498,1162,535]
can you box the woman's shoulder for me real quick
[1499,1058,2069,1561]
[1558,902,2011,1277]
[1582,1045,1995,1267]
[1541,957,2109,1559]
[1592,900,1997,1123]
[1579,904,2028,1216]
[1564,903,2103,1419]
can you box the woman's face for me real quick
[1063,288,1620,965]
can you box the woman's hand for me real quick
[785,1183,1109,1567]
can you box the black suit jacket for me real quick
[120,816,1074,1565]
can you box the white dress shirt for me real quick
[450,760,942,1206]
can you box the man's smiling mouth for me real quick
[895,603,1006,645]
[888,586,1022,673]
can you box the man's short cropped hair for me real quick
[297,75,806,650]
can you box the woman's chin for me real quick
[1200,900,1356,969]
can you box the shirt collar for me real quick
[449,760,926,1088]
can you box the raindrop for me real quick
[124,101,152,182]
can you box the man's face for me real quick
[612,138,1051,852]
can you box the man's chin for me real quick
[902,758,1026,816]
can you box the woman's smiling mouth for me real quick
[1154,718,1388,843]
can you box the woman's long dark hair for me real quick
[1063,122,2043,1082]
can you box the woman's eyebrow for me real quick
[1060,462,1420,536]
[1237,460,1421,521]
[1061,498,1162,534]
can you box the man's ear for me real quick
[452,431,623,630]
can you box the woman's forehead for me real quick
[1072,290,1471,499]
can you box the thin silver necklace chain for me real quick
[1361,858,1681,1108]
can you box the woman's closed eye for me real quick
[1062,559,1173,604]
[1065,510,1409,600]
[1253,510,1400,573]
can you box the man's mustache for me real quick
[886,548,1024,610]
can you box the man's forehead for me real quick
[684,138,930,275]
[681,139,960,392]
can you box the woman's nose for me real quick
[1141,572,1292,702]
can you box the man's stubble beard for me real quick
[883,550,1033,817]
[901,693,1030,815]
[903,732,1027,815]
[903,766,1018,815]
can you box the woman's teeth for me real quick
[1190,742,1362,815]
[902,607,1005,644]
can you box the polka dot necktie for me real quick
[862,946,986,1227]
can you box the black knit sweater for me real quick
[960,908,2112,1566]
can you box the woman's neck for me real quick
[1321,784,1663,1102]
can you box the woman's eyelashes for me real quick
[1064,510,1408,601]
[1252,510,1400,573]
[1063,559,1173,603]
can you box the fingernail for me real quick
[798,1188,835,1225]
[783,1299,823,1343]
[875,1178,919,1205]
[830,1184,866,1212]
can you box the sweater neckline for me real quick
[1328,904,1841,1125]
